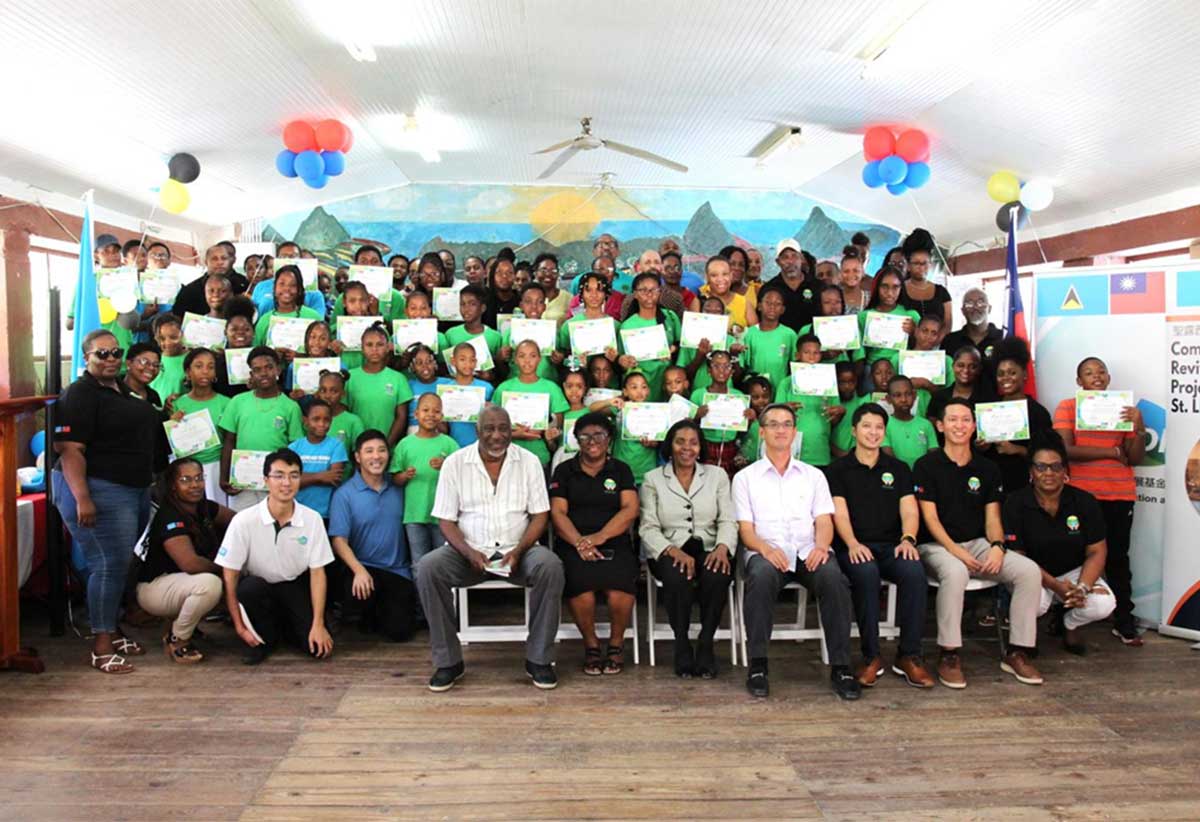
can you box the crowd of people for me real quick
[50,228,1148,698]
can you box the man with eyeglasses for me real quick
[940,288,1004,367]
[733,403,860,700]
[417,406,564,692]
[217,448,334,666]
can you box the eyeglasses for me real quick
[132,357,161,369]
[634,286,661,295]
[1031,462,1065,473]
[88,347,124,360]
[267,472,301,482]
[963,300,988,308]
[576,432,610,444]
[176,475,206,485]
[762,420,796,429]
[148,252,170,261]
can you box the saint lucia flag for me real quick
[70,193,100,378]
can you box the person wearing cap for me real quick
[766,239,822,333]
[66,234,141,355]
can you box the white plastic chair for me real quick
[454,579,532,645]
[644,558,739,667]
[928,577,1006,656]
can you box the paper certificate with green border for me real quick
[975,400,1030,443]
[789,362,838,397]
[899,350,946,385]
[283,258,318,291]
[501,391,551,430]
[509,317,557,355]
[348,265,392,300]
[180,312,226,350]
[568,317,617,357]
[700,392,749,432]
[583,387,621,408]
[224,348,251,384]
[335,315,383,351]
[562,418,580,454]
[462,334,495,371]
[667,393,698,424]
[392,319,438,353]
[293,357,341,394]
[432,287,463,321]
[163,409,219,459]
[266,315,310,352]
[496,314,515,339]
[621,402,672,441]
[1075,390,1134,432]
[680,312,729,350]
[436,384,487,422]
[862,311,909,350]
[229,449,271,490]
[139,268,179,303]
[813,315,860,351]
[620,324,671,361]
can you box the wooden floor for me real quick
[3,594,1200,821]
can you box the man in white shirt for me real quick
[418,406,564,692]
[217,448,334,666]
[733,404,859,700]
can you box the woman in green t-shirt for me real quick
[859,267,920,373]
[493,340,569,465]
[253,265,322,350]
[616,272,681,401]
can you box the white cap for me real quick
[775,238,801,257]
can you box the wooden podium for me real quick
[0,396,53,673]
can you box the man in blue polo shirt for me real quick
[328,428,415,641]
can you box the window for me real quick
[29,236,79,359]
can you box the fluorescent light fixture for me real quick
[296,0,416,47]
[419,147,441,163]
[344,41,377,62]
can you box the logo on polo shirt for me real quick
[881,471,895,488]
[984,345,995,359]
[1066,515,1080,532]
[218,547,228,556]
[967,476,981,493]
[802,288,813,300]
[273,416,285,430]
[917,430,927,443]
[384,383,396,395]
[603,478,617,492]
[297,536,309,545]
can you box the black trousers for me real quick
[340,566,417,642]
[835,543,927,659]
[742,552,852,667]
[1101,500,1135,624]
[236,573,315,653]
[650,540,732,644]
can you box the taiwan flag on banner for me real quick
[1109,271,1165,314]
[1005,217,1035,398]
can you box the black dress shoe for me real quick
[674,639,694,678]
[695,640,717,679]
[525,660,558,690]
[428,661,466,692]
[241,645,270,666]
[746,669,769,698]
[831,666,862,701]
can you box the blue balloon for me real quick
[904,161,931,189]
[29,430,45,458]
[878,154,908,185]
[887,182,908,196]
[861,161,884,188]
[275,149,298,178]
[321,150,345,176]
[304,174,329,190]
[293,149,325,181]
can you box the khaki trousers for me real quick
[136,572,223,640]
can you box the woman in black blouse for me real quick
[980,338,1053,494]
[898,249,952,333]
[549,412,640,675]
[52,330,162,674]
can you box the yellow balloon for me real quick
[159,178,191,214]
[97,298,117,324]
[987,170,1020,204]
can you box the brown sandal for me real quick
[164,634,204,664]
[602,644,624,675]
[583,646,604,676]
[90,652,134,674]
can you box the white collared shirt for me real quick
[431,443,550,555]
[216,499,334,584]
[732,457,834,567]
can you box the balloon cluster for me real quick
[861,127,932,195]
[276,120,353,189]
[159,152,200,214]
[987,171,1055,231]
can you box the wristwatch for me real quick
[990,540,1007,552]
[901,534,917,547]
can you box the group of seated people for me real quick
[51,229,1147,701]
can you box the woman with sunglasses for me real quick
[52,330,163,674]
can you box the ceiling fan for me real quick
[533,117,688,179]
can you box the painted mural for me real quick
[262,184,899,279]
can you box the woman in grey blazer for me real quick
[639,419,738,678]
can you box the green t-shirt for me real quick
[618,310,681,401]
[149,353,186,400]
[492,377,569,465]
[345,367,414,436]
[500,327,558,381]
[741,323,797,393]
[217,391,303,451]
[677,334,738,393]
[170,392,230,464]
[388,433,459,523]
[858,307,921,368]
[832,393,868,454]
[882,415,938,469]
[773,381,834,466]
[333,289,406,322]
[253,306,322,347]
[690,385,746,444]
[329,409,365,479]
[614,434,658,485]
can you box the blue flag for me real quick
[70,195,99,378]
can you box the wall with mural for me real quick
[261,183,900,278]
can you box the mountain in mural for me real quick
[794,206,846,259]
[261,224,287,244]
[683,201,735,253]
[295,206,351,251]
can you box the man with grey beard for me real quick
[940,287,1004,368]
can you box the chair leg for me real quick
[632,599,640,666]
[646,573,656,667]
[727,586,739,667]
[995,590,1007,658]
[736,578,748,669]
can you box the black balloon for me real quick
[995,201,1029,232]
[167,152,201,183]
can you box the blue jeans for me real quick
[836,542,928,659]
[52,471,150,634]
[404,523,444,577]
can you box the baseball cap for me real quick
[96,233,120,250]
[775,238,801,257]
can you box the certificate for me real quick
[348,265,392,300]
[813,315,861,350]
[789,362,838,397]
[96,267,139,300]
[392,318,438,353]
[975,400,1030,443]
[266,315,311,352]
[568,317,617,357]
[446,334,494,372]
[680,312,729,350]
[620,324,671,361]
[293,357,341,394]
[1075,390,1134,432]
[496,314,514,339]
[280,258,318,290]
[562,418,581,454]
[667,393,698,424]
[862,311,909,350]
[432,287,463,321]
[583,387,621,408]
[224,348,251,385]
[229,449,270,490]
[622,402,672,441]
[502,391,551,430]
[436,384,486,422]
[163,409,219,459]
[509,318,557,355]
[899,350,947,386]
[180,312,226,350]
[139,268,179,303]
[700,392,749,432]
[336,315,383,351]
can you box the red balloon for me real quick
[283,120,316,153]
[896,129,930,163]
[862,126,895,161]
[315,119,350,153]
[340,127,354,154]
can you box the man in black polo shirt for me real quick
[913,398,1044,688]
[766,239,821,332]
[1002,434,1116,655]
[172,244,249,318]
[940,288,1004,365]
[828,403,934,689]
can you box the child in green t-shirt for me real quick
[167,347,230,502]
[678,296,744,393]
[611,370,659,485]
[499,282,558,382]
[329,281,372,372]
[773,334,843,466]
[288,320,335,398]
[692,349,749,476]
[558,368,591,460]
[662,364,691,402]
[149,313,186,402]
[445,285,500,384]
[317,369,364,479]
[831,361,866,455]
[908,313,954,418]
[740,286,796,393]
[390,393,459,569]
[346,323,414,445]
[881,375,938,468]
[492,339,568,465]
[735,374,775,470]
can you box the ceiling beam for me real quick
[949,205,1200,275]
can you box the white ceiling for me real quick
[1,0,1197,248]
